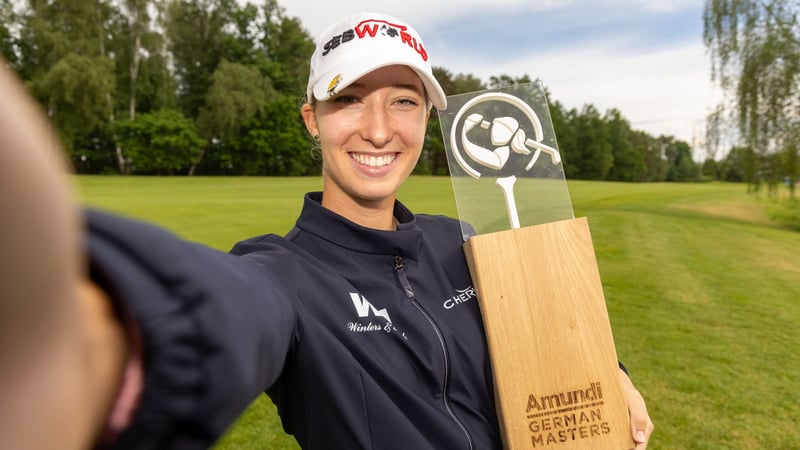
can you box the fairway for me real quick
[76,176,800,450]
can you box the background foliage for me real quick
[704,0,800,199]
[1,0,714,182]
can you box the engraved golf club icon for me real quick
[450,92,561,229]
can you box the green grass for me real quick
[75,176,800,450]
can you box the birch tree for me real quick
[704,0,800,197]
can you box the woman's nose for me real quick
[360,103,393,147]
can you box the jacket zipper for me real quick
[394,255,475,450]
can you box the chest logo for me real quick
[350,292,392,323]
[443,285,477,310]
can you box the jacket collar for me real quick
[294,192,423,261]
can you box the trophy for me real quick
[439,82,634,450]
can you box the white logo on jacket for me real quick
[349,292,392,323]
[347,292,407,340]
[443,285,477,310]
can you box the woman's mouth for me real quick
[350,153,397,167]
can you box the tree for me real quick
[101,0,174,174]
[605,109,646,181]
[166,0,234,119]
[635,131,666,182]
[192,59,275,174]
[436,68,486,97]
[33,53,116,156]
[702,157,721,180]
[17,0,113,77]
[664,137,700,182]
[245,95,317,175]
[258,0,314,97]
[568,105,613,179]
[16,0,146,173]
[0,0,17,66]
[548,100,571,152]
[487,74,532,90]
[114,109,204,174]
[704,0,800,198]
[109,0,169,120]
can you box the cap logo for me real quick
[321,18,428,62]
[327,74,342,96]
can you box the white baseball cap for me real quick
[306,12,447,110]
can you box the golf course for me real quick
[76,176,799,450]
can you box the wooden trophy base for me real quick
[463,217,634,450]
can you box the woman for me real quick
[0,11,653,450]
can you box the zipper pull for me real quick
[393,255,415,298]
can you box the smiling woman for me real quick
[299,11,446,230]
[302,65,431,229]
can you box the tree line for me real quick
[1,0,707,181]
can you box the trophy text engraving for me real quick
[525,382,613,447]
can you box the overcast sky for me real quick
[278,0,718,158]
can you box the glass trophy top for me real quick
[438,81,574,241]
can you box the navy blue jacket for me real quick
[89,192,501,449]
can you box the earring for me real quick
[313,134,320,142]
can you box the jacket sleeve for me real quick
[86,209,297,449]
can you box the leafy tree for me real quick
[219,1,261,65]
[418,112,446,175]
[16,0,128,171]
[568,104,613,179]
[720,145,753,182]
[166,0,233,118]
[108,0,170,120]
[192,59,275,174]
[549,100,577,169]
[632,132,655,182]
[434,67,484,96]
[250,95,317,175]
[0,0,18,66]
[664,138,700,181]
[198,95,316,175]
[114,109,204,174]
[32,53,116,155]
[701,157,720,180]
[487,74,532,90]
[17,0,118,77]
[100,0,175,174]
[640,133,667,182]
[259,0,314,97]
[704,0,800,198]
[605,109,645,181]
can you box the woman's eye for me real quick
[333,95,358,104]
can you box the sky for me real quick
[278,0,719,159]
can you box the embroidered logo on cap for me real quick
[321,18,428,62]
[327,74,342,96]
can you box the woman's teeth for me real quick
[351,153,396,167]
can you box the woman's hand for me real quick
[620,368,654,449]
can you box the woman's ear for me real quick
[300,103,318,137]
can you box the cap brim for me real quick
[312,58,447,110]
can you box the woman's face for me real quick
[302,65,430,213]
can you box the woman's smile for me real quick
[349,152,397,168]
